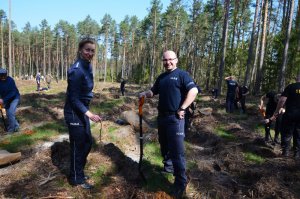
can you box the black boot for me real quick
[274,137,280,144]
[294,152,300,159]
[282,149,289,157]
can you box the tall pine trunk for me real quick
[279,0,295,91]
[217,0,230,94]
[254,0,268,94]
[244,0,260,86]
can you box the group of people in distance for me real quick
[224,74,300,160]
[0,36,299,199]
[224,75,249,114]
[35,72,53,91]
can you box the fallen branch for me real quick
[38,175,56,186]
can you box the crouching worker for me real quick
[0,68,20,133]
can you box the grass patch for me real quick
[93,165,112,186]
[187,160,198,170]
[255,124,265,136]
[215,127,236,140]
[243,152,265,164]
[144,142,163,166]
[108,126,118,133]
[142,142,174,192]
[0,122,63,152]
[91,98,124,113]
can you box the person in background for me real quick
[270,74,300,158]
[259,91,279,143]
[211,87,219,99]
[36,72,41,91]
[120,78,126,96]
[139,50,198,198]
[224,76,238,113]
[0,68,20,133]
[45,73,53,89]
[64,38,102,189]
[235,85,249,114]
[185,84,201,131]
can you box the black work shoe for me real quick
[170,187,187,199]
[79,182,93,189]
[282,150,289,157]
[274,139,280,145]
[160,168,174,175]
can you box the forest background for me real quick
[0,0,300,94]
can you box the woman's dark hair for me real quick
[77,37,96,59]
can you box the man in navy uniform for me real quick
[224,76,238,113]
[271,74,300,158]
[139,50,198,198]
[0,68,20,133]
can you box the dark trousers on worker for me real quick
[239,97,246,113]
[66,115,92,185]
[226,93,235,113]
[281,113,300,155]
[157,113,187,190]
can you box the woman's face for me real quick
[80,42,96,62]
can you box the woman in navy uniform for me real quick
[64,38,101,189]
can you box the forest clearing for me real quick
[0,0,300,198]
[0,80,299,199]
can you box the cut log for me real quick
[0,150,21,166]
[120,110,150,133]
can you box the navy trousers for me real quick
[67,115,92,185]
[158,114,187,189]
[226,93,235,113]
[281,114,300,154]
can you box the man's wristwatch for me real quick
[178,107,186,112]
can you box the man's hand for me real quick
[138,92,146,99]
[0,99,3,105]
[177,108,185,119]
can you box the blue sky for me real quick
[0,0,171,31]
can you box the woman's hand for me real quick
[85,111,102,122]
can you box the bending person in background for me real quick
[45,73,53,89]
[236,85,249,114]
[259,91,278,143]
[0,68,20,133]
[139,50,198,198]
[64,38,102,189]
